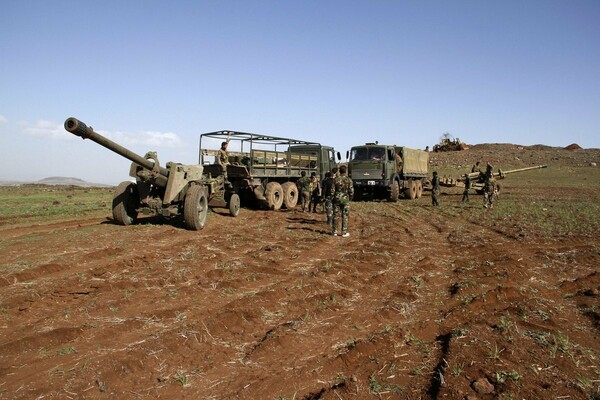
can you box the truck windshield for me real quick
[350,147,386,161]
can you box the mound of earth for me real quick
[565,143,583,150]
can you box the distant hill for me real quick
[0,177,112,187]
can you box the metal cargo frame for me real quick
[199,130,327,179]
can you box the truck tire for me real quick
[265,182,284,210]
[228,193,240,217]
[416,180,423,198]
[113,181,139,225]
[281,182,298,209]
[183,185,208,230]
[405,180,417,200]
[389,181,400,202]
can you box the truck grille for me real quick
[352,169,382,180]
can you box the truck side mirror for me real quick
[345,150,349,160]
[336,152,341,161]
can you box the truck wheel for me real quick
[389,181,400,202]
[281,182,298,209]
[183,185,208,230]
[228,193,240,217]
[416,180,423,198]
[405,180,417,200]
[265,182,284,210]
[113,181,139,225]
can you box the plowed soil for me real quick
[1,146,599,399]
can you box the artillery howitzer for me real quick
[439,165,547,194]
[64,118,240,230]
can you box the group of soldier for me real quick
[217,140,354,237]
[431,160,498,209]
[297,166,353,237]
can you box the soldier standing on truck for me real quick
[431,171,440,206]
[322,167,337,225]
[217,141,230,182]
[332,165,353,237]
[461,173,471,203]
[297,171,311,212]
[309,172,321,213]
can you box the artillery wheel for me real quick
[112,181,139,225]
[281,182,298,209]
[405,180,417,200]
[389,181,399,202]
[183,185,208,230]
[228,193,240,217]
[416,180,423,198]
[264,182,284,210]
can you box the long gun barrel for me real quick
[441,164,548,187]
[64,117,170,179]
[462,164,547,180]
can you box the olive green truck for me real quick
[348,143,429,201]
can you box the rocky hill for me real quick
[429,143,600,172]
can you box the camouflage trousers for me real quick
[324,197,333,225]
[483,190,495,208]
[462,189,469,202]
[432,189,440,206]
[332,203,349,234]
[300,191,310,211]
[309,191,320,212]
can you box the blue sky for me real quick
[1,0,599,184]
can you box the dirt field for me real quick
[1,145,599,399]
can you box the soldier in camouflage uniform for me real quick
[308,172,321,213]
[482,167,496,209]
[322,167,337,226]
[461,173,471,203]
[216,141,230,181]
[297,171,311,212]
[431,171,440,206]
[332,165,353,237]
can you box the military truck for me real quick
[64,117,238,230]
[199,130,337,210]
[348,143,429,201]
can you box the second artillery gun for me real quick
[64,118,240,230]
[439,165,548,194]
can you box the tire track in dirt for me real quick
[201,203,463,398]
[0,216,108,239]
[2,201,598,399]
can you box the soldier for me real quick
[431,171,440,206]
[471,160,481,173]
[461,173,471,203]
[332,165,353,237]
[216,141,230,182]
[308,171,321,213]
[483,168,496,209]
[322,167,337,225]
[297,171,311,212]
